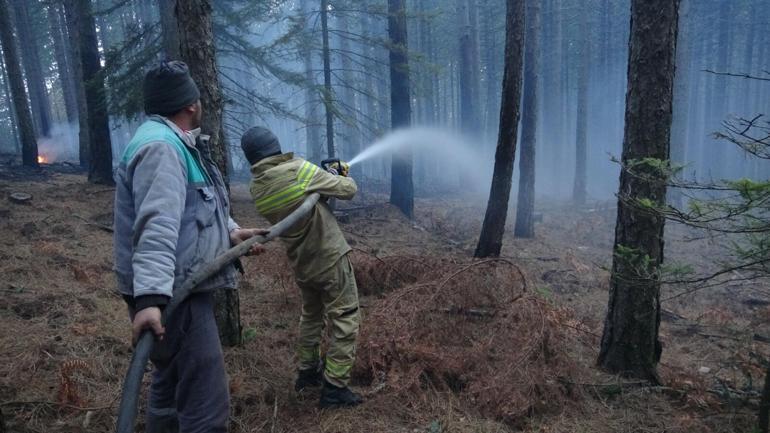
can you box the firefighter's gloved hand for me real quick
[328,161,350,177]
[338,161,350,177]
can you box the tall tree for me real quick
[175,0,239,346]
[457,0,480,136]
[159,0,181,60]
[12,0,53,138]
[320,0,335,158]
[572,7,590,205]
[336,11,359,163]
[474,0,525,258]
[669,0,690,207]
[63,0,90,168]
[0,0,37,166]
[0,52,21,153]
[513,0,540,239]
[48,2,78,125]
[598,0,679,382]
[301,0,322,163]
[68,0,114,184]
[388,0,414,218]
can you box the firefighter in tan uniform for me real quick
[240,127,363,408]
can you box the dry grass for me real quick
[0,167,764,432]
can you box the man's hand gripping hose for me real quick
[115,193,321,433]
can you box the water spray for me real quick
[345,127,492,191]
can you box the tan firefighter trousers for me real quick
[295,254,360,387]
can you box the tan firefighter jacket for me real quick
[249,153,357,284]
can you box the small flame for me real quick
[37,155,47,164]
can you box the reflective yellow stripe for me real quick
[324,358,352,379]
[255,185,304,214]
[254,161,318,215]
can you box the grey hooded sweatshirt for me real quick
[113,115,239,310]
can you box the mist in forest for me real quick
[0,0,766,203]
[36,122,78,163]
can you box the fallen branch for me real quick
[73,215,113,233]
[436,307,497,318]
[0,400,113,411]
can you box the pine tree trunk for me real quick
[457,0,480,135]
[388,0,414,218]
[12,0,53,138]
[71,0,113,185]
[302,0,321,164]
[174,0,239,346]
[320,0,335,158]
[0,54,21,153]
[481,0,500,141]
[159,0,181,60]
[514,0,540,239]
[474,0,525,258]
[49,2,78,125]
[572,8,589,205]
[704,0,729,179]
[669,0,690,207]
[337,12,358,163]
[63,0,91,169]
[0,0,38,166]
[553,0,565,195]
[597,0,679,383]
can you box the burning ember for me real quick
[37,155,47,164]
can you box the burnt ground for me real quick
[0,165,767,433]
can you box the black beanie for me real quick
[143,61,201,116]
[241,127,282,165]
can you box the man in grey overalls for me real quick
[113,61,264,433]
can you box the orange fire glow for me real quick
[37,155,47,164]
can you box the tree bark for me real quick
[514,0,540,239]
[320,0,335,158]
[597,0,679,383]
[572,7,590,205]
[474,0,525,258]
[481,0,500,142]
[0,0,38,166]
[457,0,480,136]
[12,0,53,138]
[706,0,730,179]
[669,0,690,207]
[302,0,322,163]
[175,0,239,346]
[0,53,21,153]
[336,11,358,163]
[159,0,181,60]
[388,0,414,218]
[69,0,113,185]
[48,2,78,125]
[63,0,90,169]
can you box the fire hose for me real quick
[115,193,320,433]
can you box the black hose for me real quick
[115,193,320,433]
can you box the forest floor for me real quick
[0,165,768,433]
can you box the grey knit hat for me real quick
[241,127,282,165]
[143,61,200,116]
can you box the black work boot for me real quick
[319,380,363,409]
[294,365,323,392]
